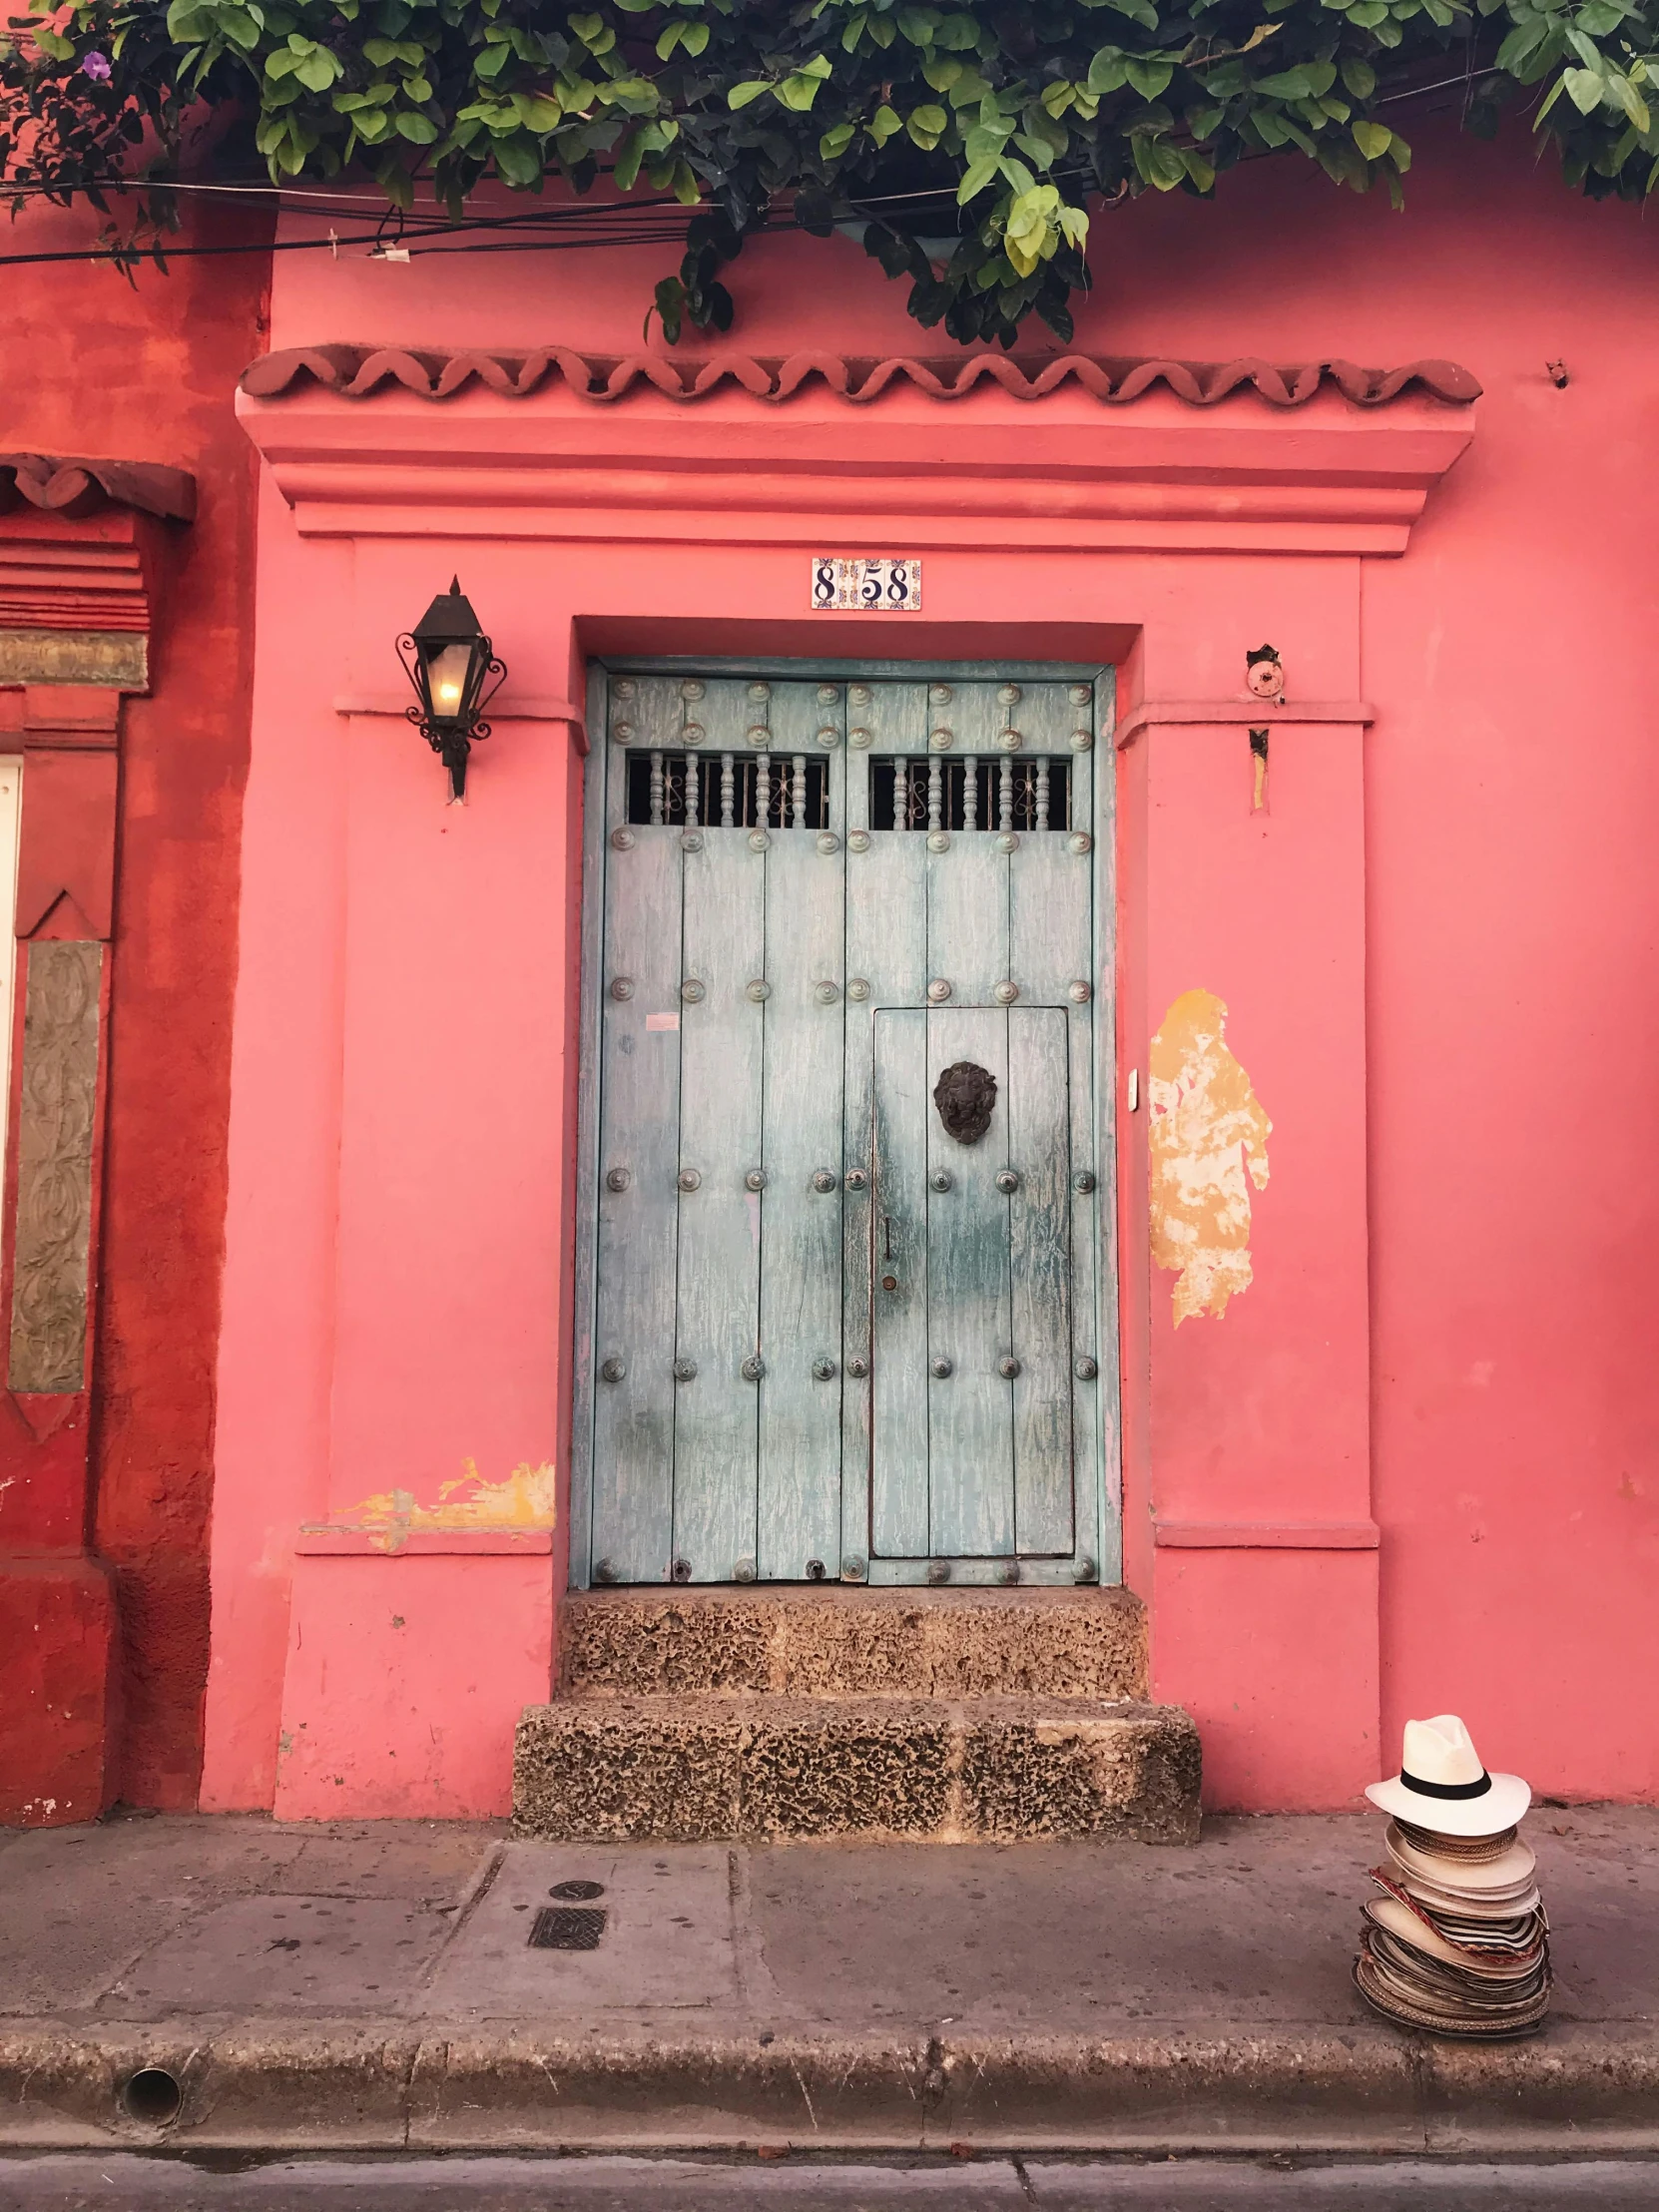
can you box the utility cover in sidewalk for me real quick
[418,1845,739,2016]
[529,1906,606,1950]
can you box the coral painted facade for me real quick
[0,199,269,1821]
[5,114,1658,1822]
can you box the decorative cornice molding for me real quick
[243,344,1480,411]
[240,347,1476,558]
[0,508,166,684]
[0,454,195,524]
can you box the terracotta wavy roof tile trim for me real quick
[240,345,1480,408]
[0,454,196,524]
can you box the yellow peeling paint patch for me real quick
[1148,989,1271,1325]
[321,1458,557,1550]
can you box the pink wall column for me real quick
[268,681,580,1820]
[202,512,584,1819]
[1117,566,1382,1811]
[200,480,352,1814]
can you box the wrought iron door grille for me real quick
[870,757,1070,833]
[625,750,830,830]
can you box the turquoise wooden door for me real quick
[580,666,1105,1586]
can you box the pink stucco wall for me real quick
[205,110,1659,1815]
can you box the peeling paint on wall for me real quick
[309,1458,556,1552]
[1148,989,1271,1325]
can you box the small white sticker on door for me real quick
[811,556,922,612]
[645,1012,680,1032]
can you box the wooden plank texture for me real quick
[848,678,928,1567]
[1007,1004,1074,1555]
[672,770,765,1582]
[1007,680,1094,1565]
[758,681,845,1578]
[589,676,685,1581]
[870,1008,930,1557]
[927,681,1008,1009]
[925,1004,1014,1557]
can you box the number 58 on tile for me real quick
[811,557,922,612]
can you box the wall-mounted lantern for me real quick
[395,578,507,802]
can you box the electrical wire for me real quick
[1,73,1504,275]
[0,169,998,270]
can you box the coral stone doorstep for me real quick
[514,1587,1199,1845]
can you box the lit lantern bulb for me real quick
[426,641,473,719]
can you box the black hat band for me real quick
[1399,1767,1491,1801]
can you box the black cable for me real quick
[0,214,702,267]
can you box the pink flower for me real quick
[81,51,112,80]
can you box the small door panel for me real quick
[924,1006,1016,1557]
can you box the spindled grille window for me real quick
[869,757,1070,833]
[625,750,830,830]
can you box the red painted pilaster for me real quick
[0,680,123,1825]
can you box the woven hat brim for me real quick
[1384,1826,1536,1891]
[1365,1769,1530,1837]
[1354,1957,1550,2039]
[1364,1899,1546,1977]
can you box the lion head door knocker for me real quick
[933,1061,997,1146]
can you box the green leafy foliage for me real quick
[3,0,1657,342]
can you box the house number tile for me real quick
[811,556,922,612]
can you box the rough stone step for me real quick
[513,1694,1199,1845]
[560,1585,1147,1703]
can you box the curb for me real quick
[2,2020,1657,2154]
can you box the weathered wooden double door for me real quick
[579,665,1106,1587]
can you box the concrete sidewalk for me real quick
[1,1809,1655,2155]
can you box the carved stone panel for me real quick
[8,941,103,1394]
[0,630,147,690]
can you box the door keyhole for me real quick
[880,1214,899,1292]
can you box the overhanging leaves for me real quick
[3,0,1656,346]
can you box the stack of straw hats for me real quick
[1356,1715,1550,2037]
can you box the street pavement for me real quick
[0,1809,1655,2155]
[3,2153,1659,2208]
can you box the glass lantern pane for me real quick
[426,642,472,720]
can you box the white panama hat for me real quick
[1366,1714,1531,1838]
